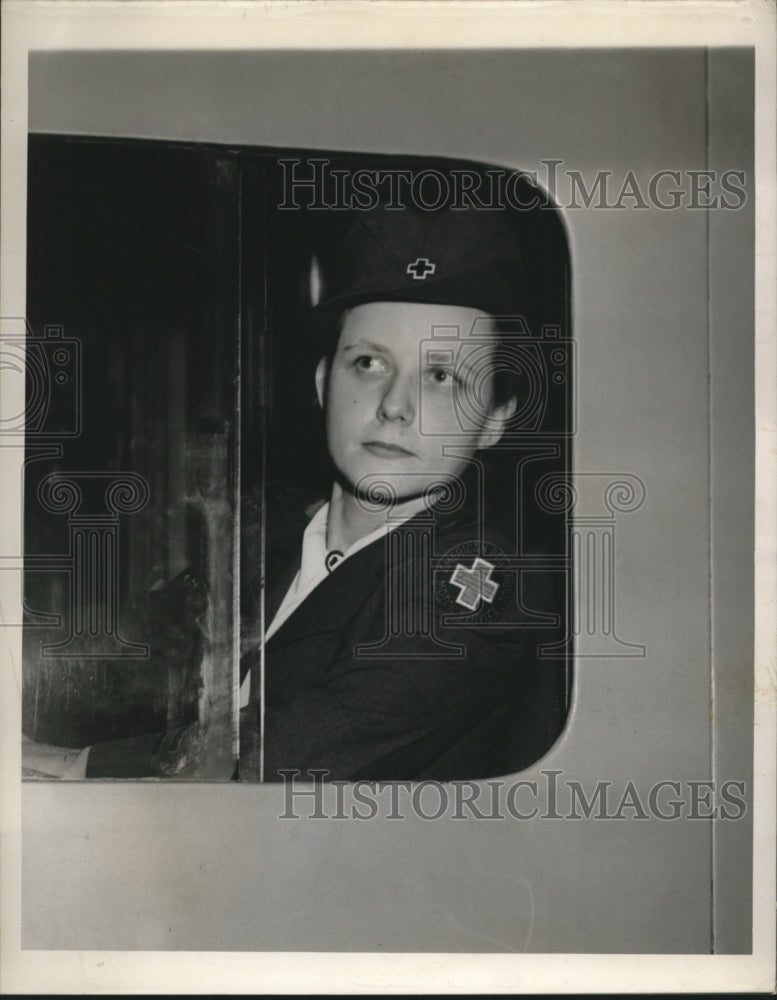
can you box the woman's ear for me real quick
[477,395,517,450]
[314,357,328,409]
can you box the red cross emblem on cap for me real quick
[406,257,436,280]
[449,558,499,611]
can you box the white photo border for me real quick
[1,1,775,993]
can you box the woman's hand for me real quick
[22,734,90,779]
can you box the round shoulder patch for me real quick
[435,538,514,626]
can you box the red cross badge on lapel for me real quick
[449,557,499,612]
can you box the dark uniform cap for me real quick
[313,204,527,326]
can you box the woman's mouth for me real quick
[361,441,416,458]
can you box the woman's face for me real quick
[316,300,515,504]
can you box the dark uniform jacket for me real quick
[87,487,565,781]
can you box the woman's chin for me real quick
[343,472,456,513]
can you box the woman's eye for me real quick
[353,355,389,374]
[428,367,458,385]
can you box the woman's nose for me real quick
[377,373,416,424]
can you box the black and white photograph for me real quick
[19,139,570,785]
[1,1,774,993]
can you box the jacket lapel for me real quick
[265,531,386,650]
